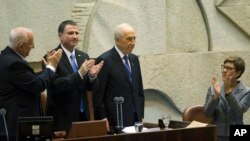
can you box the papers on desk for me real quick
[122,126,148,133]
[186,120,208,128]
[122,126,173,133]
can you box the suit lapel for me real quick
[64,52,74,72]
[58,46,75,73]
[58,46,87,73]
[128,55,135,83]
[75,50,86,67]
[111,48,132,85]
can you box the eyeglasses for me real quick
[221,65,235,71]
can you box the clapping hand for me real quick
[89,60,104,78]
[222,73,233,94]
[42,49,62,68]
[78,59,95,76]
[212,76,220,98]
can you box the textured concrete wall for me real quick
[141,51,250,123]
[1,0,250,123]
[84,0,167,56]
[0,0,73,61]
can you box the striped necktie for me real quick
[123,55,132,82]
[70,54,84,112]
[70,54,78,72]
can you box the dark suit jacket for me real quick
[45,45,92,132]
[93,47,144,127]
[0,46,55,140]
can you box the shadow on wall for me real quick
[144,89,182,123]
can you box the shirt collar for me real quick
[9,47,26,60]
[61,44,76,58]
[115,45,128,59]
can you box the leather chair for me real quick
[182,105,212,123]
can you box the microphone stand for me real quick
[0,108,9,141]
[119,97,124,129]
[113,97,124,134]
[115,98,121,130]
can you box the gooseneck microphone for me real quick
[113,96,124,134]
[0,108,9,141]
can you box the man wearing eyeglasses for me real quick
[204,56,250,141]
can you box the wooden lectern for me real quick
[58,120,216,141]
[66,120,107,139]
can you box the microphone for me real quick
[113,97,120,103]
[118,97,124,103]
[0,108,6,115]
[113,96,124,134]
[118,97,124,128]
[0,108,9,141]
[113,97,121,129]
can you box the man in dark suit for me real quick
[93,23,145,132]
[44,20,103,133]
[0,27,62,141]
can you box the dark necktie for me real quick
[70,54,84,113]
[123,55,132,82]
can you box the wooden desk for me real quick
[61,121,216,141]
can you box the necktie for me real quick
[70,54,78,72]
[70,54,84,113]
[123,55,132,82]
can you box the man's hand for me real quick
[104,118,110,133]
[78,59,95,76]
[42,49,62,68]
[89,60,104,78]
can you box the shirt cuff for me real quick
[78,71,84,79]
[46,65,56,72]
[88,73,97,81]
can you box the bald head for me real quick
[114,23,135,39]
[9,27,33,49]
[114,23,136,55]
[8,27,34,58]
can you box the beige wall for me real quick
[1,0,250,123]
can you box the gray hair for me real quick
[8,27,33,48]
[114,23,135,39]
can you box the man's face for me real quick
[58,24,79,51]
[116,28,136,55]
[18,33,34,58]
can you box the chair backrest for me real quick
[182,105,212,123]
[66,120,107,139]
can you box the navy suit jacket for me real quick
[45,45,92,132]
[93,47,144,127]
[0,46,55,139]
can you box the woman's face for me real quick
[221,62,240,81]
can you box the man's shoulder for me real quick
[99,49,114,60]
[129,53,139,58]
[75,48,87,55]
[0,49,21,63]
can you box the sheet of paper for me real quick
[122,126,148,133]
[186,120,208,128]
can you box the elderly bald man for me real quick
[0,27,62,141]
